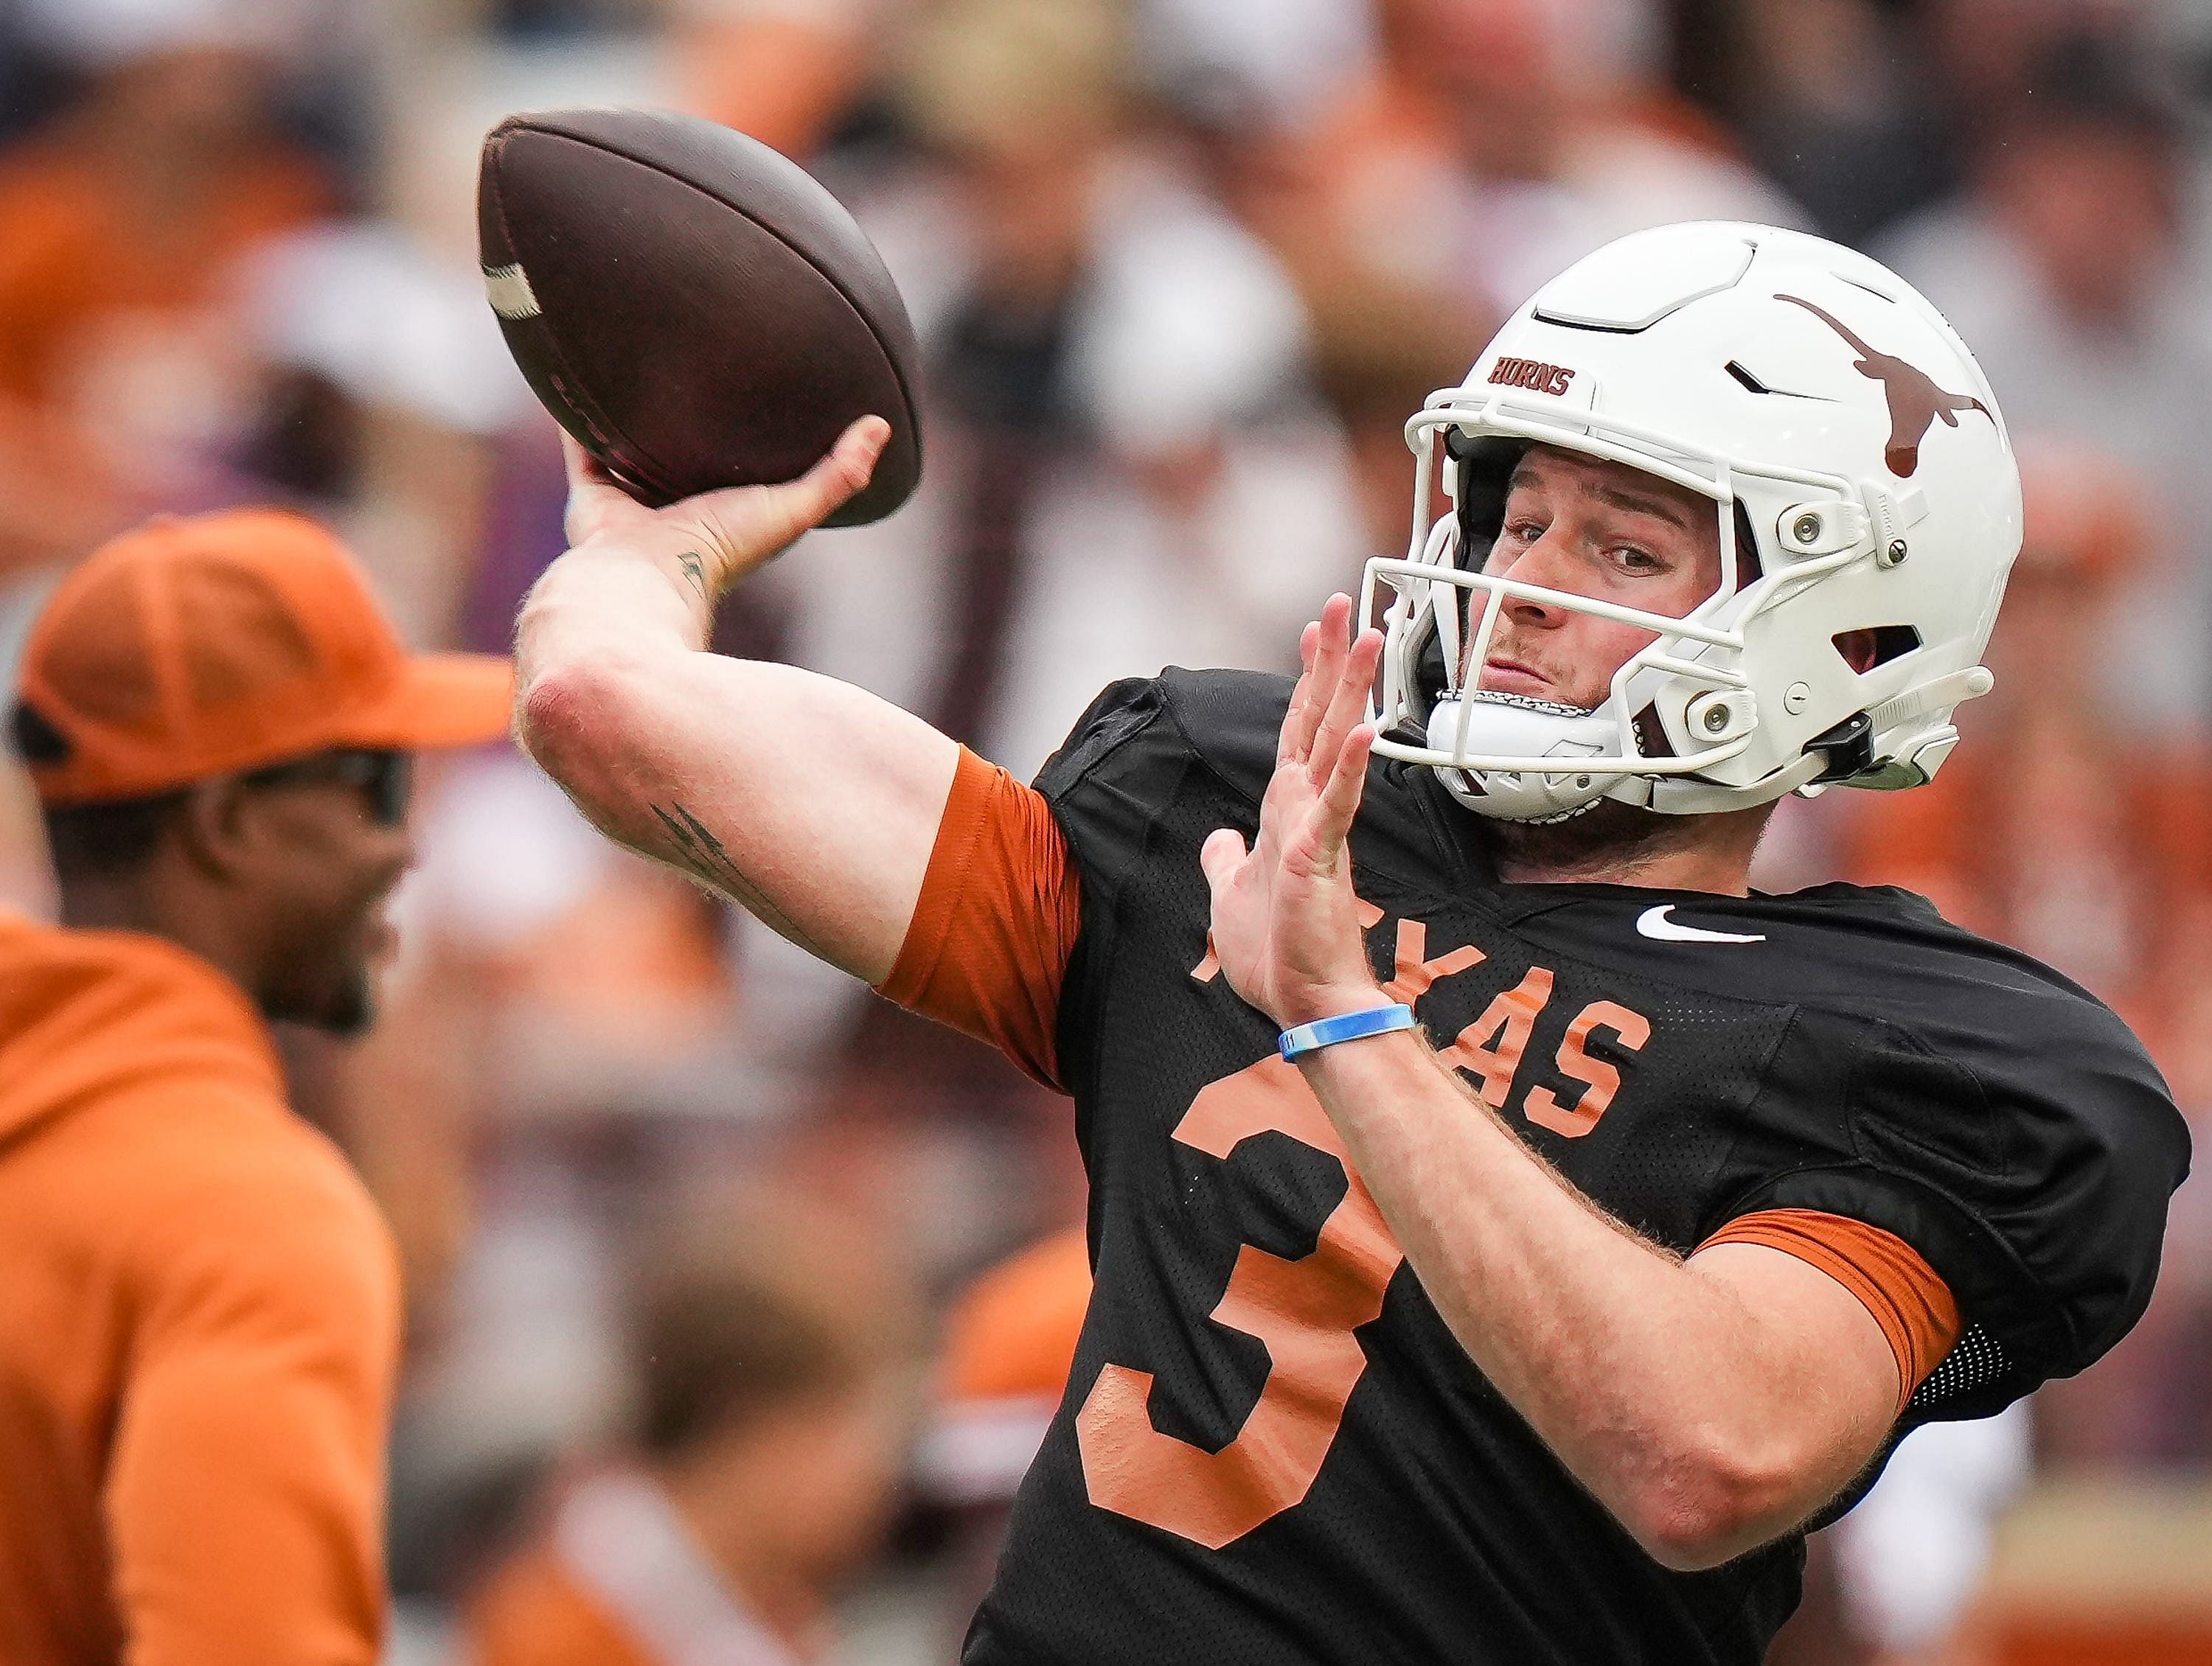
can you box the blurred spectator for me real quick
[1137,0,1378,137]
[1308,295,1491,565]
[677,0,898,158]
[1825,439,2212,1046]
[1680,0,1954,244]
[1267,0,1797,326]
[0,25,333,571]
[232,222,535,643]
[723,0,1364,1078]
[919,1225,1090,1642]
[1878,30,2212,733]
[880,0,1361,775]
[465,1187,924,1666]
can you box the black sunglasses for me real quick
[240,749,413,826]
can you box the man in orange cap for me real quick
[0,507,511,1666]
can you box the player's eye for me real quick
[1611,544,1666,575]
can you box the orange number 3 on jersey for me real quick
[1074,1051,1399,1549]
[1076,923,1478,1548]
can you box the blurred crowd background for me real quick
[1,0,2210,1660]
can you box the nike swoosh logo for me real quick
[1635,905,1767,944]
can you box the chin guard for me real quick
[1423,694,1620,821]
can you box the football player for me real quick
[514,223,2188,1663]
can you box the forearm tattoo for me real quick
[677,551,711,603]
[648,801,827,958]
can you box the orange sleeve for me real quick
[878,747,1082,1091]
[105,1085,402,1666]
[1700,1208,1961,1412]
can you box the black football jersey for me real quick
[961,669,2190,1666]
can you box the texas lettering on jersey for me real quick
[1079,905,1646,1550]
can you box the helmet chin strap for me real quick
[1423,691,1621,822]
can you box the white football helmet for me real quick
[1363,221,2022,820]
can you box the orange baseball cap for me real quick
[14,508,514,806]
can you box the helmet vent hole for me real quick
[1834,624,1921,674]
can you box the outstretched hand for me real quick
[560,416,890,599]
[1199,594,1393,1032]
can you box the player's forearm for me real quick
[1299,1031,1863,1568]
[517,544,959,980]
[515,539,723,856]
[517,528,720,691]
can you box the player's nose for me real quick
[1493,532,1576,628]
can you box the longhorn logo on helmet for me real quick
[1778,294,1992,478]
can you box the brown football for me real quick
[477,108,922,525]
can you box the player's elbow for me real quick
[1624,1494,1760,1574]
[516,652,656,812]
[1620,1440,1803,1572]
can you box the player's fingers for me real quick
[1287,599,1351,764]
[1278,621,1325,765]
[1199,827,1249,896]
[1310,724,1375,869]
[767,416,891,543]
[830,414,894,487]
[812,416,894,506]
[560,433,627,540]
[1314,593,1352,686]
[1280,669,1318,768]
[1281,649,1321,766]
[689,416,890,574]
[1308,627,1382,786]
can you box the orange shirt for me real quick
[0,142,324,405]
[941,1227,1093,1407]
[467,1471,801,1666]
[468,1547,650,1666]
[923,1227,1093,1506]
[882,749,1958,1407]
[0,913,400,1666]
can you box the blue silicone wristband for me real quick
[1279,1003,1416,1062]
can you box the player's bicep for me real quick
[527,644,961,983]
[1685,1241,1907,1518]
